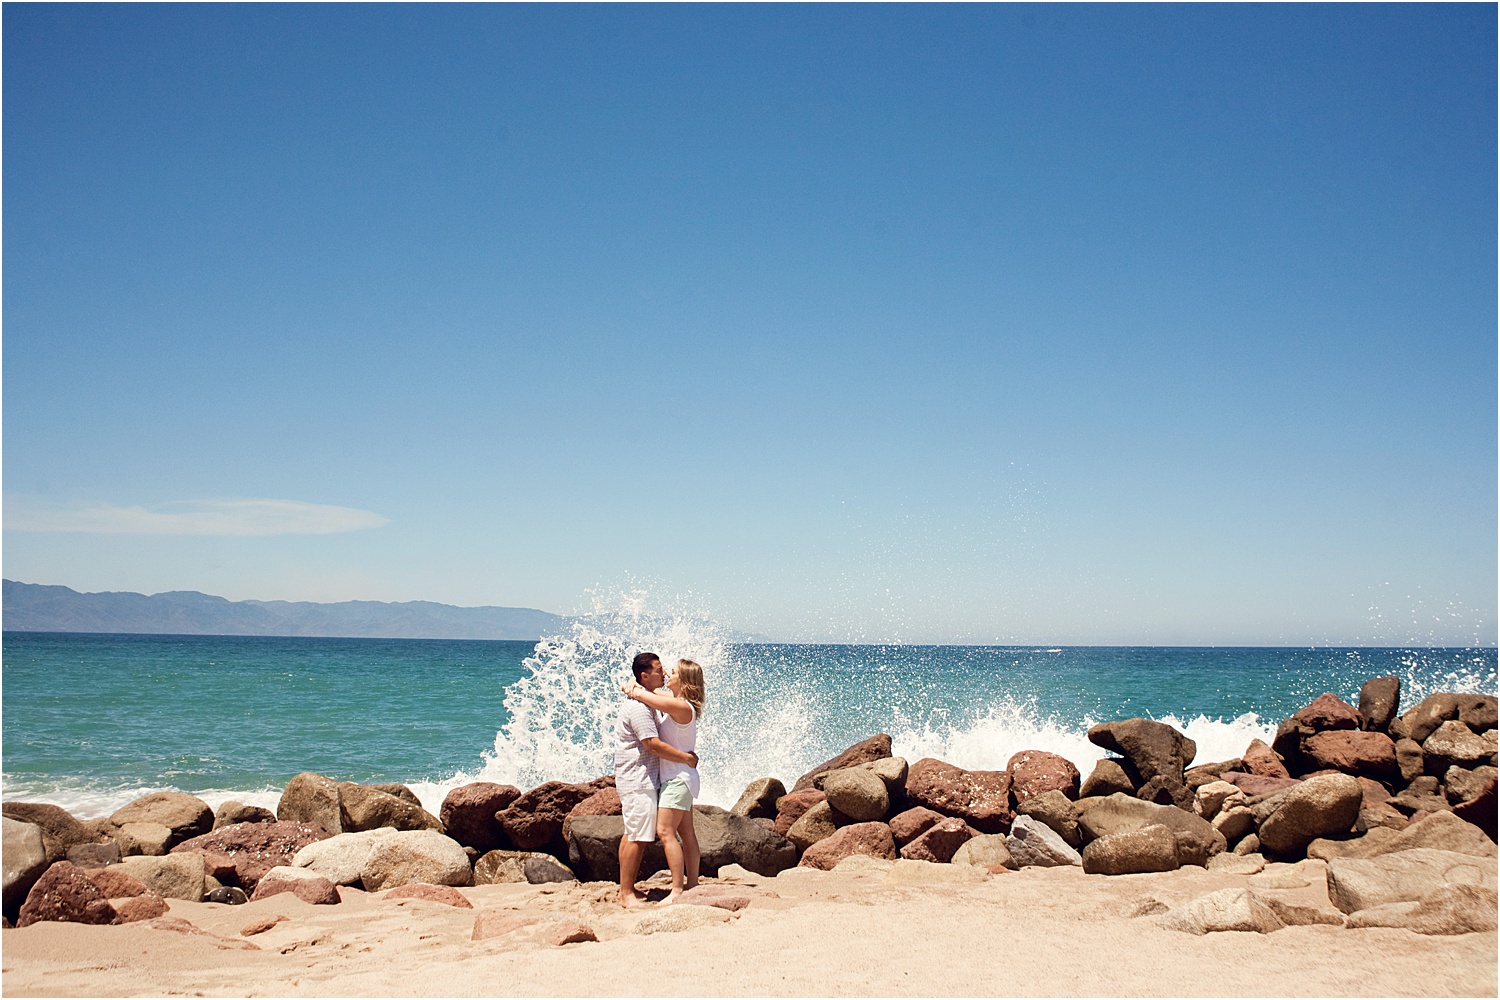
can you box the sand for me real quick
[2,858,1494,998]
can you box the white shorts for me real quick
[620,789,658,843]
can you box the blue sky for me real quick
[4,4,1495,645]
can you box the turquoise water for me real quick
[3,629,1494,817]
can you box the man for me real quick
[615,650,699,908]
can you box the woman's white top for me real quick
[655,702,699,798]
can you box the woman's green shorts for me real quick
[658,775,694,812]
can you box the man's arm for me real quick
[642,737,698,768]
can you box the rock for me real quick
[240,914,285,935]
[66,841,121,867]
[368,783,422,807]
[1240,740,1290,779]
[109,792,213,850]
[1158,888,1284,934]
[1079,758,1135,798]
[1007,814,1083,868]
[83,867,150,898]
[1234,833,1261,856]
[1212,807,1255,844]
[474,849,552,884]
[1,803,104,864]
[495,780,602,855]
[821,768,890,823]
[1394,738,1425,784]
[1082,824,1178,875]
[1248,871,1310,889]
[773,790,826,837]
[1452,777,1497,842]
[114,853,207,901]
[1293,693,1362,732]
[171,821,330,892]
[383,883,473,907]
[566,806,796,882]
[1326,848,1498,913]
[799,822,898,870]
[679,887,752,910]
[1300,731,1399,782]
[1007,750,1080,803]
[1313,811,1495,861]
[1358,676,1401,732]
[904,758,1014,833]
[1220,772,1300,797]
[855,756,910,797]
[545,920,598,945]
[730,777,786,820]
[361,830,473,891]
[1344,883,1498,934]
[1423,721,1492,775]
[1206,852,1266,875]
[1257,773,1362,858]
[277,772,344,833]
[1402,693,1486,744]
[111,893,169,923]
[1076,793,1225,866]
[207,886,248,904]
[886,858,990,884]
[1193,781,1240,821]
[1184,759,1244,790]
[899,817,975,863]
[786,801,840,853]
[951,833,1015,869]
[250,869,340,904]
[1461,698,1499,731]
[792,734,892,792]
[471,910,536,941]
[1272,718,1316,773]
[1087,719,1196,809]
[633,904,733,934]
[338,783,444,834]
[213,802,276,829]
[561,787,621,842]
[3,818,49,919]
[888,806,946,846]
[1261,896,1345,927]
[1015,790,1082,848]
[293,829,399,886]
[116,822,173,857]
[1444,765,1497,805]
[523,855,577,884]
[16,862,117,927]
[439,782,521,853]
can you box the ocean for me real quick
[3,606,1495,820]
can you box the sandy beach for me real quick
[3,857,1494,998]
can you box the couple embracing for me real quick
[612,651,706,908]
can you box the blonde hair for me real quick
[675,659,706,718]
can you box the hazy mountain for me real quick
[2,580,564,640]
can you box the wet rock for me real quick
[799,822,898,870]
[16,862,116,927]
[1079,758,1135,798]
[1087,719,1196,809]
[1358,676,1401,732]
[1240,740,1290,779]
[1344,883,1498,935]
[115,853,207,901]
[730,777,786,820]
[1159,888,1284,935]
[904,758,1014,833]
[171,821,330,892]
[338,783,444,834]
[1257,773,1361,859]
[1422,721,1492,775]
[1082,824,1179,875]
[250,868,340,904]
[1015,790,1082,848]
[1007,814,1083,868]
[899,817,975,863]
[792,734,892,792]
[277,772,344,834]
[820,767,889,822]
[438,782,521,853]
[1008,750,1081,804]
[1301,730,1399,782]
[109,793,213,850]
[1326,847,1498,913]
[212,801,276,829]
[383,883,473,907]
[888,806,946,846]
[361,830,473,891]
[3,818,49,919]
[1293,693,1362,732]
[773,789,826,837]
[1076,793,1225,866]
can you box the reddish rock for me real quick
[148,915,260,950]
[904,759,1014,833]
[82,867,152,899]
[546,920,598,945]
[472,909,536,940]
[681,886,752,910]
[798,822,899,870]
[240,915,286,936]
[792,735,893,792]
[1241,739,1291,779]
[496,780,604,855]
[249,875,340,905]
[1008,750,1081,803]
[1292,693,1362,732]
[16,862,117,927]
[1452,777,1497,842]
[170,822,331,892]
[439,783,522,854]
[888,806,946,846]
[1220,772,1302,797]
[898,817,976,863]
[774,790,827,837]
[197,850,241,882]
[383,883,473,908]
[562,787,622,842]
[111,893,168,923]
[1302,730,1399,782]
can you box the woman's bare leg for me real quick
[656,807,687,904]
[679,809,701,890]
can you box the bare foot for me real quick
[619,890,651,909]
[658,890,684,907]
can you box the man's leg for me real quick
[618,835,648,908]
[617,789,656,908]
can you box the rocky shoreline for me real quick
[3,676,1496,944]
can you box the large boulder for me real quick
[730,778,786,820]
[1076,793,1225,866]
[562,787,621,842]
[1300,731,1399,782]
[792,734,893,792]
[1240,740,1290,779]
[1016,790,1083,848]
[1257,773,1362,858]
[1006,814,1082,868]
[904,758,1013,833]
[1444,766,1498,806]
[338,783,444,834]
[773,789,826,837]
[1082,824,1179,875]
[495,780,604,856]
[820,768,889,823]
[1079,759,1135,798]
[1358,676,1401,732]
[1326,848,1498,914]
[951,834,1015,869]
[1087,719,1196,809]
[1344,884,1498,935]
[1007,750,1080,804]
[15,861,116,927]
[799,822,898,870]
[277,772,344,833]
[360,830,473,891]
[1,803,106,864]
[292,829,399,886]
[171,821,330,892]
[3,818,49,919]
[109,793,213,850]
[1422,721,1492,775]
[899,817,975,864]
[1292,693,1362,731]
[1402,693,1496,744]
[439,782,521,854]
[114,852,207,901]
[786,801,839,853]
[1311,810,1497,862]
[566,806,796,882]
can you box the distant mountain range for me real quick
[2,580,565,640]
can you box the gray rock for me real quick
[2,818,48,918]
[820,768,890,823]
[1082,823,1179,875]
[277,772,344,834]
[206,885,248,904]
[1158,888,1285,935]
[474,849,555,884]
[1257,773,1362,858]
[1016,790,1082,848]
[1,803,103,864]
[1444,765,1499,805]
[951,833,1015,869]
[1326,847,1498,913]
[856,756,910,795]
[213,801,276,829]
[108,793,213,850]
[292,829,399,886]
[1394,738,1425,784]
[1423,721,1492,775]
[360,830,472,891]
[786,800,839,853]
[522,854,576,884]
[1358,675,1402,732]
[114,853,207,901]
[1344,883,1498,934]
[1079,759,1135,798]
[1076,792,1226,866]
[1006,814,1082,868]
[65,842,121,867]
[730,777,786,820]
[116,822,172,857]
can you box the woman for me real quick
[622,658,705,905]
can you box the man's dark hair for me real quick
[631,651,661,682]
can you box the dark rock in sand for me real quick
[1292,693,1362,732]
[904,758,1014,833]
[16,861,116,927]
[1008,750,1081,803]
[206,886,249,904]
[1301,730,1399,782]
[1358,676,1401,733]
[1452,777,1497,842]
[888,806,947,846]
[277,772,344,834]
[439,782,522,853]
[1240,739,1291,779]
[2,803,107,865]
[799,822,898,869]
[1079,758,1135,798]
[731,777,786,820]
[1087,719,1196,810]
[110,792,214,850]
[792,734,893,792]
[338,783,444,834]
[496,779,607,856]
[773,789,826,837]
[170,821,331,892]
[899,817,974,863]
[213,801,276,829]
[1016,789,1083,848]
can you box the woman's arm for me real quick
[622,682,693,724]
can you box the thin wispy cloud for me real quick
[5,499,391,536]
